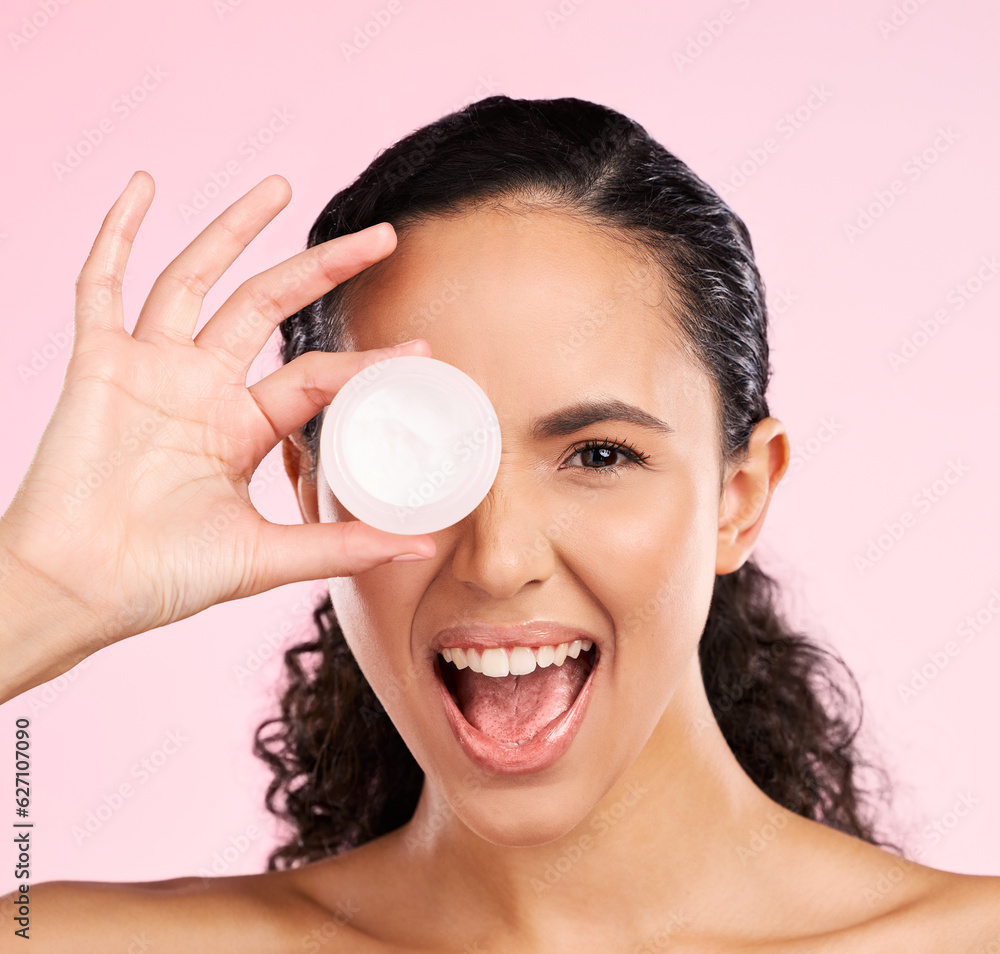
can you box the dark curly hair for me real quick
[254,95,900,869]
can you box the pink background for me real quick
[1,0,998,887]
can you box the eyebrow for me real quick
[529,399,675,440]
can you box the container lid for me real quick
[319,355,502,535]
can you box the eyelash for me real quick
[563,437,651,476]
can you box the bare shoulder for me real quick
[745,812,1000,952]
[895,866,1000,942]
[0,869,377,954]
[822,844,1000,952]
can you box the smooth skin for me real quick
[1,175,998,953]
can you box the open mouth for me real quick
[434,641,599,749]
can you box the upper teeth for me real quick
[440,639,594,677]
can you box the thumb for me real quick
[253,519,436,589]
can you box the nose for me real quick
[449,461,559,600]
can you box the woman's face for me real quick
[293,206,773,847]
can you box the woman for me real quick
[2,96,998,951]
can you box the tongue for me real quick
[453,654,590,744]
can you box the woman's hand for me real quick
[0,172,435,694]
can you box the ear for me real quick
[282,432,320,525]
[716,417,790,575]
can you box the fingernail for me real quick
[393,338,424,349]
[391,552,431,562]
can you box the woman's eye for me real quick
[563,439,649,476]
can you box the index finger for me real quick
[192,222,397,374]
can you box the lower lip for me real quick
[434,650,599,775]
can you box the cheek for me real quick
[571,475,717,707]
[322,525,414,716]
[327,575,379,665]
[328,569,425,734]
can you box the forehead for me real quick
[340,207,716,445]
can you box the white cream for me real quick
[343,386,472,506]
[320,356,502,535]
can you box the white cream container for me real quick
[319,355,502,535]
